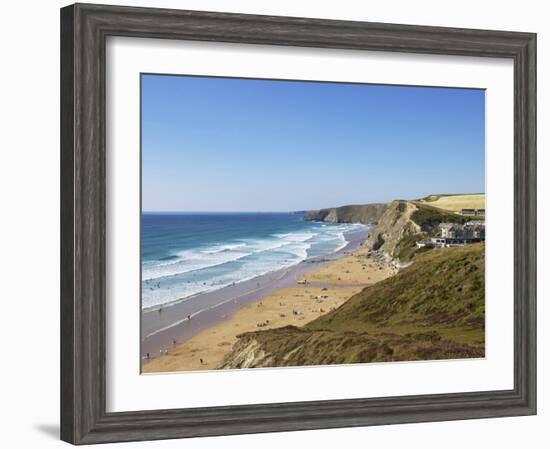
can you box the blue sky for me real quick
[142,74,485,212]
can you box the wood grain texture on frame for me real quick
[60,3,536,444]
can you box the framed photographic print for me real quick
[60,3,537,445]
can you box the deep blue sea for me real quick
[141,212,365,310]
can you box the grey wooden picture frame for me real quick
[60,3,537,445]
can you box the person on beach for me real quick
[172,339,177,348]
[200,358,204,365]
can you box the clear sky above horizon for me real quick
[142,74,485,212]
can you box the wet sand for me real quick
[142,234,395,373]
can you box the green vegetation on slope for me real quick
[393,233,430,262]
[411,202,470,230]
[223,244,485,368]
[391,202,471,263]
[365,199,474,263]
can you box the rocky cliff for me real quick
[365,200,420,257]
[304,203,387,224]
[307,199,467,260]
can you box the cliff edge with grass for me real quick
[221,243,485,368]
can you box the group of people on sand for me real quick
[146,346,208,367]
[145,337,178,360]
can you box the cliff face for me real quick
[304,203,387,224]
[307,199,466,259]
[365,200,420,257]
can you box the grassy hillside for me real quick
[417,193,485,213]
[393,201,479,263]
[222,243,485,368]
[411,202,471,229]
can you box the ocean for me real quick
[141,212,366,310]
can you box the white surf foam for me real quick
[141,223,367,308]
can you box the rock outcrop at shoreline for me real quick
[304,203,387,224]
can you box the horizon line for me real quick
[142,192,486,214]
[142,210,299,214]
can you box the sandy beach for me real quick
[143,241,395,373]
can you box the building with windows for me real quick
[416,221,485,248]
[461,208,485,216]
